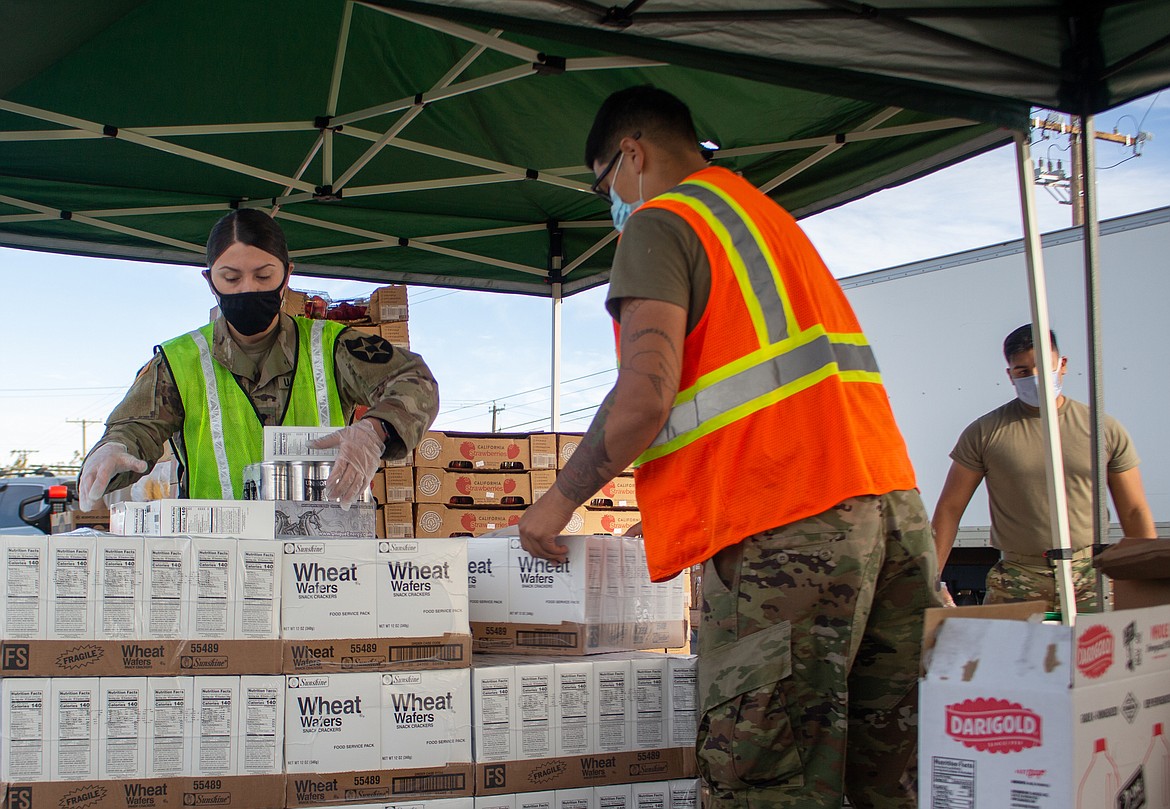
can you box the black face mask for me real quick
[209,276,286,337]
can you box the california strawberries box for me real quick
[919,603,1170,808]
[414,432,529,471]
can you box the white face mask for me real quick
[1013,367,1063,407]
[608,153,644,233]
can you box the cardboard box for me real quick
[919,603,1170,808]
[630,782,669,809]
[121,500,277,539]
[377,467,416,504]
[144,537,190,640]
[284,287,310,318]
[555,788,594,809]
[188,538,236,641]
[556,434,583,470]
[472,661,517,763]
[1,677,50,781]
[377,538,470,638]
[381,503,415,539]
[0,775,284,809]
[415,432,530,471]
[284,672,383,774]
[414,469,532,507]
[380,669,473,769]
[530,470,557,502]
[565,509,642,538]
[668,780,700,809]
[95,537,145,640]
[554,661,593,757]
[528,434,558,470]
[47,535,97,640]
[281,539,379,640]
[99,677,149,780]
[470,538,685,656]
[467,537,510,624]
[1095,536,1170,609]
[274,500,377,538]
[238,675,285,776]
[50,509,111,534]
[109,502,154,536]
[587,476,637,510]
[262,426,342,462]
[2,535,49,640]
[370,284,409,323]
[414,506,524,539]
[379,321,410,347]
[146,676,194,777]
[473,748,695,796]
[50,677,100,780]
[284,763,474,806]
[235,539,282,642]
[192,676,239,776]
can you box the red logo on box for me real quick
[1077,624,1114,679]
[460,513,477,531]
[460,440,477,460]
[945,698,1043,753]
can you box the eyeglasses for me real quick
[589,131,640,200]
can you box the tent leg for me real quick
[1015,132,1077,625]
[1078,115,1110,612]
[551,282,563,432]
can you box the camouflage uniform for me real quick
[91,314,439,497]
[983,552,1099,613]
[697,489,942,809]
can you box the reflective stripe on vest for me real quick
[164,318,345,499]
[190,328,234,499]
[635,179,880,465]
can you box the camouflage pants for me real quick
[983,556,1100,613]
[696,490,941,809]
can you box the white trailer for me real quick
[842,205,1169,593]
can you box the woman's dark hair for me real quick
[206,208,290,271]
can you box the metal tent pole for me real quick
[1078,115,1110,611]
[1015,132,1077,625]
[551,281,563,431]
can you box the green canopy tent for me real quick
[2,0,1168,618]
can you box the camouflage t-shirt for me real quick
[92,314,439,493]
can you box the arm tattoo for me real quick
[555,391,617,504]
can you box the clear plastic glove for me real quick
[309,419,384,509]
[79,442,148,511]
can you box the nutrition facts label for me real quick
[931,756,975,809]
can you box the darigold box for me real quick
[919,603,1170,808]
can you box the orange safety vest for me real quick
[617,167,916,581]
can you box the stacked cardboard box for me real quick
[280,283,411,349]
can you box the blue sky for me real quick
[2,93,1167,471]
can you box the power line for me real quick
[435,367,616,417]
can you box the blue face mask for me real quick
[1013,368,1063,407]
[608,154,644,233]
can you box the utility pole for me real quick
[1030,115,1151,225]
[67,418,103,457]
[489,402,505,433]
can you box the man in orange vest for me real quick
[519,86,942,808]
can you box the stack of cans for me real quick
[242,461,371,502]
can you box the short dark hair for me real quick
[206,208,290,271]
[1003,323,1059,361]
[584,85,700,169]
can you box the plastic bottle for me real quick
[1077,737,1121,809]
[1142,722,1170,808]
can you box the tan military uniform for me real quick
[92,314,438,496]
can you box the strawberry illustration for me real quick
[507,515,520,526]
[503,478,517,494]
[506,443,521,459]
[602,482,615,497]
[461,513,477,531]
[601,514,615,532]
[455,476,472,495]
[460,440,477,460]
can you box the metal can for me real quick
[287,461,309,502]
[260,461,288,501]
[310,461,334,502]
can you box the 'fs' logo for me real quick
[2,644,30,671]
[8,786,33,809]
